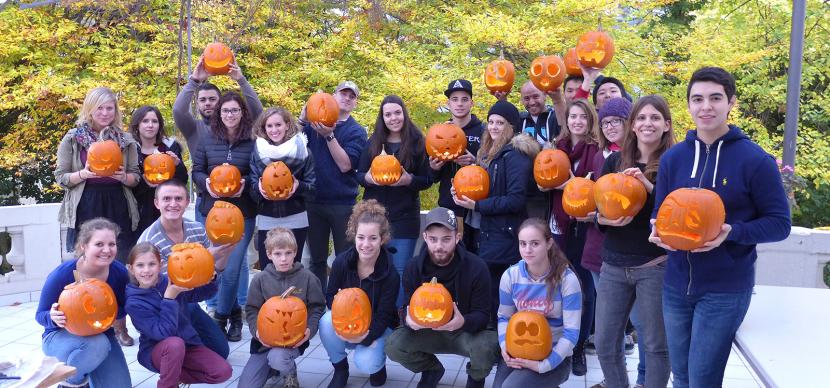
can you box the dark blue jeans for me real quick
[188,303,229,358]
[662,285,752,388]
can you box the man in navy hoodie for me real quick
[648,67,791,388]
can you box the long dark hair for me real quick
[210,92,253,143]
[617,95,675,182]
[518,218,572,299]
[557,99,599,145]
[369,95,424,171]
[128,105,166,146]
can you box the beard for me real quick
[429,248,455,267]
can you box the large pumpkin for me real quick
[261,161,294,200]
[563,48,582,76]
[453,165,490,202]
[331,288,372,341]
[655,188,726,251]
[205,201,244,245]
[369,146,402,185]
[306,92,339,127]
[562,177,597,217]
[576,28,615,69]
[58,278,117,337]
[203,42,234,75]
[425,123,467,161]
[87,140,122,177]
[529,55,566,93]
[167,243,215,288]
[257,287,308,347]
[505,310,553,361]
[209,163,242,197]
[534,149,571,189]
[143,153,176,185]
[593,173,647,219]
[408,277,454,328]
[484,55,515,94]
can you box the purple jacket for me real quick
[581,150,612,273]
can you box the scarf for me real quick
[555,137,597,178]
[72,123,132,149]
[255,133,309,171]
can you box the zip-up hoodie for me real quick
[652,125,791,295]
[326,246,400,346]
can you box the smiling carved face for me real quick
[167,243,215,288]
[257,294,308,347]
[87,140,122,177]
[58,278,117,337]
[594,173,647,219]
[408,278,453,328]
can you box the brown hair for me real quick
[128,105,166,146]
[252,107,300,146]
[557,99,599,145]
[74,218,120,254]
[127,242,161,266]
[477,121,515,167]
[518,218,572,298]
[346,199,391,245]
[264,227,298,253]
[617,95,676,182]
[210,92,253,143]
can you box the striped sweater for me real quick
[137,218,210,273]
[497,260,581,373]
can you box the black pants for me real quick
[563,222,595,351]
[69,183,134,263]
[306,202,352,290]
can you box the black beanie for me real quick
[592,76,632,104]
[487,100,521,133]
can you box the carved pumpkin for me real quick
[655,188,726,251]
[505,310,553,361]
[484,54,515,94]
[168,243,215,288]
[261,161,294,200]
[87,140,122,177]
[453,165,490,202]
[58,278,117,337]
[306,92,340,127]
[408,277,453,328]
[203,42,234,75]
[143,153,176,185]
[593,173,647,219]
[529,55,566,93]
[331,288,372,340]
[562,177,597,217]
[534,149,571,189]
[209,163,242,197]
[425,123,467,161]
[205,201,244,245]
[369,146,402,185]
[576,28,615,69]
[257,287,308,347]
[564,48,582,76]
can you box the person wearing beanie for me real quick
[592,77,632,110]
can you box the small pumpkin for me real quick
[408,277,454,328]
[563,48,582,76]
[58,277,117,337]
[562,177,597,217]
[257,287,308,347]
[533,149,571,189]
[87,140,123,177]
[168,243,215,288]
[425,123,467,161]
[369,146,402,185]
[453,165,490,202]
[205,201,244,245]
[261,161,294,200]
[505,310,553,361]
[143,153,176,185]
[209,163,242,197]
[484,52,515,94]
[576,27,615,69]
[331,288,372,341]
[529,55,566,93]
[306,92,340,127]
[655,188,726,251]
[203,42,234,75]
[593,173,647,219]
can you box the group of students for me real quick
[38,56,791,388]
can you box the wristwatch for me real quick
[325,134,336,142]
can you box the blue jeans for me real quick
[214,216,254,316]
[318,311,391,374]
[188,303,229,358]
[662,285,752,388]
[42,330,131,387]
[594,268,645,383]
[387,238,416,308]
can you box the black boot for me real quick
[212,313,229,337]
[465,375,485,388]
[227,306,243,342]
[417,365,444,388]
[369,365,386,386]
[572,344,587,376]
[327,358,349,388]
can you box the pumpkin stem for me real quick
[598,17,603,31]
[280,286,297,298]
[498,48,505,60]
[380,144,387,156]
[430,277,438,284]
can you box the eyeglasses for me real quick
[601,118,624,129]
[220,108,242,116]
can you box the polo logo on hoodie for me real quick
[722,178,728,186]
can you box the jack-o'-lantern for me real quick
[408,277,454,328]
[261,161,294,200]
[425,123,467,161]
[257,287,308,347]
[534,149,571,189]
[331,288,372,340]
[306,92,339,127]
[205,201,244,245]
[593,173,646,219]
[453,165,490,202]
[209,163,242,197]
[143,153,176,185]
[87,140,122,177]
[484,53,515,94]
[506,310,553,361]
[58,277,117,337]
[576,27,615,69]
[529,55,566,93]
[655,188,725,251]
[203,42,234,75]
[564,48,581,76]
[370,146,402,185]
[562,177,597,217]
[167,243,215,288]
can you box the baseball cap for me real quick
[422,207,458,232]
[335,81,360,97]
[444,79,473,98]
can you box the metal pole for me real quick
[782,0,806,171]
[186,0,193,75]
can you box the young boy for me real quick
[238,228,326,388]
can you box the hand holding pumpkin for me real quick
[208,243,235,272]
[164,280,192,300]
[450,186,476,210]
[111,167,132,186]
[50,302,66,328]
[311,122,335,137]
[691,223,732,253]
[291,328,311,348]
[190,57,209,82]
[165,151,181,166]
[505,356,541,372]
[227,62,243,81]
[455,150,476,166]
[428,157,445,171]
[433,303,464,332]
[490,90,509,101]
[390,171,413,187]
[405,311,428,331]
[621,167,653,193]
[597,213,634,227]
[648,219,676,251]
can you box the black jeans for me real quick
[306,202,352,290]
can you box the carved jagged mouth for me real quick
[415,308,446,321]
[564,198,588,207]
[537,169,561,181]
[209,231,236,241]
[513,339,542,346]
[602,192,632,210]
[430,147,462,160]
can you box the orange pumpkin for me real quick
[261,161,294,200]
[370,146,402,185]
[484,55,515,94]
[331,288,372,341]
[529,55,566,93]
[306,92,340,127]
[58,278,117,337]
[209,163,242,197]
[203,42,234,75]
[143,153,176,185]
[168,243,215,288]
[408,277,454,328]
[453,165,490,202]
[593,173,647,219]
[655,188,726,251]
[257,287,308,347]
[562,177,597,217]
[534,149,571,189]
[506,310,553,361]
[87,140,122,177]
[205,201,244,245]
[564,48,582,76]
[576,28,615,69]
[425,123,467,161]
